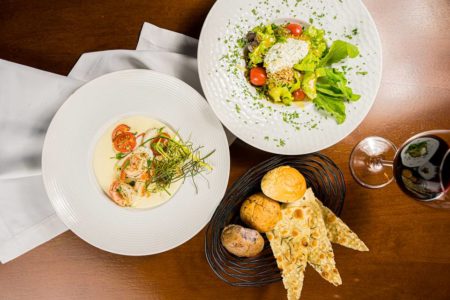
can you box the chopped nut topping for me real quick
[268,68,294,85]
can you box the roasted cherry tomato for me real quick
[292,89,306,101]
[113,132,136,153]
[286,23,303,36]
[151,132,171,155]
[112,124,130,140]
[249,67,267,86]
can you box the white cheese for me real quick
[264,38,309,74]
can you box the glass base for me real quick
[350,136,397,189]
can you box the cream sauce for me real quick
[93,115,182,209]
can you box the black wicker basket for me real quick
[204,153,346,287]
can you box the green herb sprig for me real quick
[147,134,215,194]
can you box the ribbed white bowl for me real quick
[42,70,230,255]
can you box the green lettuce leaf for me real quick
[248,25,277,67]
[293,26,327,72]
[313,93,346,124]
[294,52,320,72]
[302,26,327,57]
[311,68,361,123]
[316,68,360,101]
[319,40,359,67]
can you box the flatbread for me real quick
[284,188,368,252]
[267,205,311,300]
[316,199,369,252]
[269,187,369,295]
[284,189,341,285]
[306,198,342,286]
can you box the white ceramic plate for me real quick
[198,0,382,154]
[42,70,230,255]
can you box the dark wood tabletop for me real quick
[1,0,449,299]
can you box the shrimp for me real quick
[134,180,150,197]
[108,181,135,207]
[121,147,153,180]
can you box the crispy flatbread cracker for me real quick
[267,206,311,300]
[284,188,368,252]
[284,188,341,285]
[315,199,369,252]
[306,199,342,286]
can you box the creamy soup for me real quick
[93,115,182,209]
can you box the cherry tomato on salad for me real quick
[286,23,303,36]
[151,132,171,155]
[112,124,130,140]
[113,132,136,153]
[292,89,306,101]
[249,67,267,86]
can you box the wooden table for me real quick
[1,0,449,299]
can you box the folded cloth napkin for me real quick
[0,23,234,263]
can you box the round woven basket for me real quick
[204,153,345,287]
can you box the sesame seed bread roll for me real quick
[261,166,307,203]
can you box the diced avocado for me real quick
[301,72,317,99]
[268,86,294,105]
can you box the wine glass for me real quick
[349,130,450,210]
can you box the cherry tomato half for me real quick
[250,67,267,86]
[113,132,136,153]
[286,23,303,36]
[112,124,130,140]
[151,132,171,155]
[292,89,306,101]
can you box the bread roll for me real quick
[261,166,306,202]
[240,193,281,232]
[221,225,264,257]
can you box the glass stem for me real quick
[380,159,393,167]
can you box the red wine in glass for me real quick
[394,134,449,201]
[350,130,450,210]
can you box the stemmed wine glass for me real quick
[349,130,450,210]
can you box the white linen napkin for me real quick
[0,23,234,263]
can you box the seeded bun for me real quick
[221,225,264,257]
[240,193,282,233]
[261,166,306,203]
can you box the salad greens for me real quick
[293,26,326,72]
[247,24,277,66]
[242,22,362,124]
[314,67,361,123]
[319,40,359,67]
[303,25,327,57]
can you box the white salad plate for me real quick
[198,0,382,154]
[42,70,230,256]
